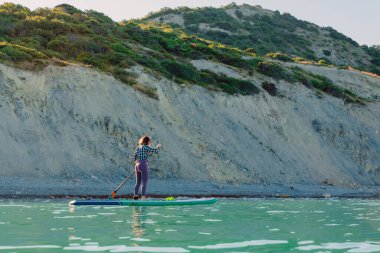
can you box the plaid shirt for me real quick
[133,145,159,161]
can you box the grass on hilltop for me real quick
[0,3,367,102]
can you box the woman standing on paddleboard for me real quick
[133,136,161,199]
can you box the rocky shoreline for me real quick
[1,177,379,199]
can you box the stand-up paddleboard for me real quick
[69,198,217,206]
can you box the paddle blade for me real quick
[111,191,116,199]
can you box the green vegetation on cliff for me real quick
[145,3,378,74]
[0,3,262,96]
[0,3,368,102]
[362,45,380,75]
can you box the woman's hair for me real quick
[138,135,151,145]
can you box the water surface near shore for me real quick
[0,198,379,252]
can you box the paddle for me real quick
[109,170,135,199]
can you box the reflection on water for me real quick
[131,206,146,238]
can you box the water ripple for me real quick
[130,237,150,242]
[203,219,222,222]
[188,240,288,249]
[296,241,380,252]
[298,240,314,245]
[267,210,300,214]
[0,245,60,250]
[54,215,97,219]
[63,245,189,252]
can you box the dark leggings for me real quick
[134,160,148,196]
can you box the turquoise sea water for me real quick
[0,198,379,252]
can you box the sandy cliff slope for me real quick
[0,62,379,196]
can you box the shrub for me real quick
[183,7,237,27]
[111,43,131,54]
[293,57,307,62]
[47,36,68,52]
[86,10,114,25]
[257,61,291,80]
[369,66,380,75]
[215,75,259,95]
[323,49,331,56]
[161,59,200,82]
[317,59,328,65]
[303,48,317,61]
[0,3,30,16]
[362,45,380,67]
[0,44,32,61]
[338,65,350,70]
[212,21,236,32]
[113,67,138,85]
[179,42,193,55]
[291,67,363,103]
[246,57,264,68]
[0,51,11,61]
[262,82,277,96]
[159,37,181,52]
[41,49,64,59]
[135,55,163,72]
[76,52,105,69]
[53,4,82,15]
[235,10,243,19]
[244,48,257,56]
[13,15,72,37]
[0,42,46,62]
[106,51,127,65]
[323,26,359,47]
[67,35,106,57]
[133,84,159,99]
[265,52,293,62]
[186,24,199,33]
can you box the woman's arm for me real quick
[145,144,161,155]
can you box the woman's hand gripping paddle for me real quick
[108,170,135,199]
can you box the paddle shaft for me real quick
[113,170,135,193]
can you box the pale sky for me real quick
[2,0,379,46]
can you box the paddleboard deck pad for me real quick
[69,197,217,206]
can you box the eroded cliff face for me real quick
[0,62,379,191]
